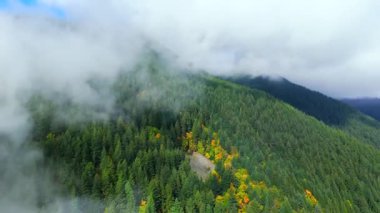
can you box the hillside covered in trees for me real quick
[342,98,380,122]
[229,76,380,148]
[27,56,380,212]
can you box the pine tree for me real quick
[81,162,95,194]
[113,136,123,163]
[169,199,183,213]
[146,193,155,213]
[100,148,115,197]
[125,181,136,212]
[280,198,293,213]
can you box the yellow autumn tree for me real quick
[305,189,318,206]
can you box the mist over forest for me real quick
[1,0,379,212]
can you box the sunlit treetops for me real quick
[182,125,321,212]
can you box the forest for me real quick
[342,98,380,122]
[229,76,380,148]
[26,55,380,212]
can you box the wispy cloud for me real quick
[3,0,380,96]
[117,0,380,98]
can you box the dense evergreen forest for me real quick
[27,55,380,212]
[229,76,380,148]
[342,98,380,121]
[228,76,355,126]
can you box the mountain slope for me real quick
[28,56,380,212]
[342,98,380,121]
[228,76,355,126]
[229,75,380,148]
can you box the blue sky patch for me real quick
[20,0,38,6]
[0,0,9,8]
[0,0,66,18]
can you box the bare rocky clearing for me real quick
[189,152,215,181]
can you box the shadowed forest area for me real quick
[342,98,380,122]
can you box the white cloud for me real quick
[115,0,379,98]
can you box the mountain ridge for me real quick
[228,75,380,148]
[342,98,380,121]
